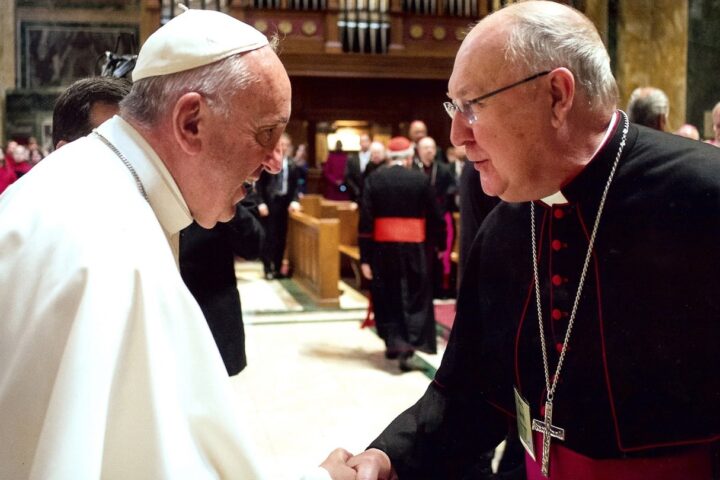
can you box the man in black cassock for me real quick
[336,1,720,479]
[180,196,264,376]
[358,136,446,372]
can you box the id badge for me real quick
[514,386,535,460]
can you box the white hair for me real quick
[121,38,279,128]
[503,2,618,113]
[627,87,669,127]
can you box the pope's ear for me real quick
[548,68,575,129]
[173,92,204,155]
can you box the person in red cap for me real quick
[358,136,446,371]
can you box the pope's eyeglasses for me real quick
[443,71,551,125]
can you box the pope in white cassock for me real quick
[0,9,353,480]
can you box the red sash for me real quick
[373,217,425,243]
[525,431,713,479]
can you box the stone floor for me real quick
[228,262,446,479]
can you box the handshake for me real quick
[318,448,395,480]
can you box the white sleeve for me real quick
[299,467,333,480]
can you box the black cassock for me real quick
[180,201,264,376]
[359,163,446,355]
[369,119,720,478]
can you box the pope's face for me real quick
[196,47,290,227]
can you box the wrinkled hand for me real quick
[258,203,269,217]
[361,263,373,280]
[347,449,394,480]
[320,448,357,480]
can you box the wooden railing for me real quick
[298,195,363,285]
[287,209,341,306]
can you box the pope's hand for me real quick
[347,448,394,480]
[319,448,357,480]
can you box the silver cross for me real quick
[531,401,565,477]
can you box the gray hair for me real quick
[627,87,669,127]
[120,37,279,128]
[503,3,618,113]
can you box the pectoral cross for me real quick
[531,400,565,477]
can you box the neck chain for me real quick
[530,110,628,475]
[92,131,149,202]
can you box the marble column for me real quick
[0,0,16,144]
[616,0,688,131]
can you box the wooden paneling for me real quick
[287,211,341,306]
[288,75,452,164]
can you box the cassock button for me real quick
[552,274,563,286]
[554,209,565,219]
[555,342,564,353]
[552,239,562,251]
[552,309,563,320]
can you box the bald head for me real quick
[674,124,700,141]
[369,141,386,164]
[447,1,619,202]
[461,1,617,115]
[417,136,437,167]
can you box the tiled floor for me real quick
[229,262,444,479]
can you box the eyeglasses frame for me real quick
[444,70,552,124]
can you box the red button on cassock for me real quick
[552,239,562,251]
[554,209,565,219]
[555,342,564,353]
[552,309,562,320]
[552,275,563,286]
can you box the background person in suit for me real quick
[344,132,372,203]
[257,132,301,279]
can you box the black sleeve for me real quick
[425,180,447,251]
[368,381,508,479]
[459,161,499,274]
[222,203,265,260]
[344,157,361,201]
[289,164,301,202]
[256,171,270,204]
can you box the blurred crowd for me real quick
[0,137,46,194]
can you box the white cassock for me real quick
[0,116,329,480]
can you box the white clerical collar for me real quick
[95,116,193,238]
[540,191,569,206]
[540,111,620,207]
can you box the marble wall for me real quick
[2,1,140,146]
[615,0,688,132]
[1,1,17,144]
